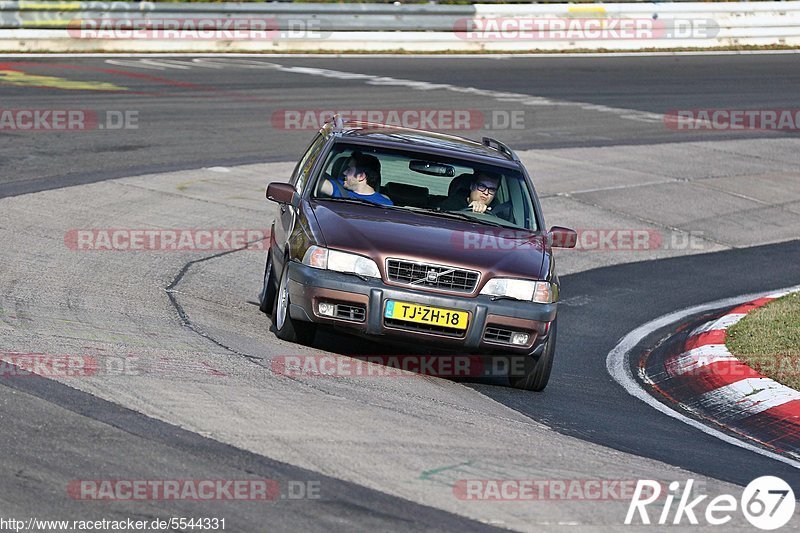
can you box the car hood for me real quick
[311,201,549,282]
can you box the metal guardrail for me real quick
[1,2,799,51]
[1,2,475,30]
[4,1,800,30]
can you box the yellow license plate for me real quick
[384,300,469,330]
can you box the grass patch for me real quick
[727,292,800,390]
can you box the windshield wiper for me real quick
[404,207,518,229]
[317,197,394,208]
[318,200,522,230]
[460,216,514,229]
[400,207,476,222]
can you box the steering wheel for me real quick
[458,206,500,219]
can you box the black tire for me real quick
[508,319,557,391]
[258,251,277,314]
[271,260,317,344]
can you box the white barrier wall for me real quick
[1,2,799,52]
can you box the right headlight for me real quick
[480,278,558,304]
[302,245,380,278]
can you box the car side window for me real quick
[291,133,326,194]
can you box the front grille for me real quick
[384,318,466,338]
[386,259,479,293]
[335,304,366,322]
[484,326,514,344]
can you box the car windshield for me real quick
[312,142,538,230]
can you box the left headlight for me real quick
[302,245,380,278]
[480,278,558,304]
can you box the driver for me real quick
[441,170,500,214]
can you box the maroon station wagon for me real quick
[259,119,576,391]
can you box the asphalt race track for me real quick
[2,54,800,196]
[2,54,800,531]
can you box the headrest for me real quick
[330,155,350,180]
[448,173,474,196]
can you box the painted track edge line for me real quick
[606,284,800,470]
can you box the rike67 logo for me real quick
[625,477,795,530]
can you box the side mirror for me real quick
[548,226,577,249]
[266,182,298,206]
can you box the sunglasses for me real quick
[474,182,498,194]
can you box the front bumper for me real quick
[286,261,556,354]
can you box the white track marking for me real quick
[252,62,665,124]
[606,285,800,470]
[96,54,800,124]
[96,57,668,123]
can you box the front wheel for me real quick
[507,319,557,391]
[258,251,277,314]
[271,260,317,344]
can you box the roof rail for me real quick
[324,113,345,132]
[482,137,519,161]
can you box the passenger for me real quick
[440,170,500,214]
[320,152,393,206]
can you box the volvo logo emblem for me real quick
[426,269,439,282]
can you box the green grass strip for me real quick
[727,292,800,391]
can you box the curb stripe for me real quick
[735,400,800,455]
[689,313,746,337]
[649,288,800,456]
[606,287,800,470]
[652,361,763,396]
[694,378,800,422]
[728,296,776,316]
[665,344,735,377]
[683,329,727,351]
[759,399,800,424]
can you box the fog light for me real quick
[511,332,530,345]
[318,302,336,317]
